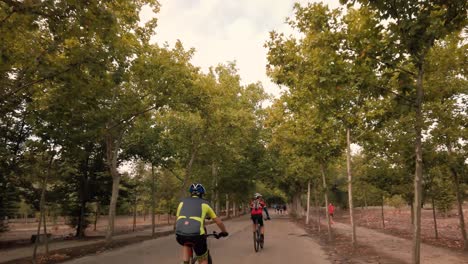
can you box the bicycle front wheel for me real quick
[253,231,259,252]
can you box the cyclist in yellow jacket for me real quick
[175,183,228,264]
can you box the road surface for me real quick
[65,215,330,264]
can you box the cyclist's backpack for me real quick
[253,200,261,210]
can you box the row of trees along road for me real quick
[0,1,467,264]
[0,1,269,262]
[264,1,467,264]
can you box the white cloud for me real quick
[144,0,342,97]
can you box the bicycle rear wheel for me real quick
[254,230,259,252]
[208,252,213,264]
[258,224,264,249]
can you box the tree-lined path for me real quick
[1,1,466,264]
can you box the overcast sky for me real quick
[140,0,342,97]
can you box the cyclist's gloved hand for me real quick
[219,231,229,237]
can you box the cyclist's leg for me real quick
[251,215,257,233]
[199,258,209,264]
[258,216,265,238]
[176,235,192,263]
[182,245,191,263]
[193,235,209,264]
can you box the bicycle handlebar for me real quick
[206,231,228,239]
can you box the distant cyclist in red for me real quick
[328,203,335,224]
[250,193,270,241]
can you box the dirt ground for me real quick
[331,205,468,251]
[297,219,404,264]
[298,206,468,264]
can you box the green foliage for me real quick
[16,200,34,218]
[385,195,406,209]
[264,3,386,201]
[429,166,456,214]
[433,178,456,214]
[340,0,468,63]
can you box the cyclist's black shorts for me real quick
[251,214,264,226]
[176,234,208,257]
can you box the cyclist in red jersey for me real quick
[328,203,335,224]
[250,193,270,241]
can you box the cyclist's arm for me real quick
[176,202,183,218]
[205,204,227,233]
[174,202,183,230]
[213,217,227,233]
[263,206,271,219]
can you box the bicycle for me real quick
[187,231,222,264]
[253,218,264,252]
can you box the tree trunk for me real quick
[225,194,230,218]
[306,180,311,225]
[94,202,100,231]
[151,164,156,237]
[32,203,43,264]
[42,158,54,257]
[346,128,357,247]
[213,162,220,215]
[412,63,424,264]
[180,146,197,198]
[364,191,369,226]
[314,186,321,232]
[454,174,468,250]
[105,132,122,243]
[364,192,368,209]
[77,199,86,238]
[233,201,237,217]
[77,154,90,238]
[291,192,304,217]
[132,196,137,232]
[106,174,121,242]
[381,196,385,229]
[431,197,438,239]
[33,179,47,263]
[42,208,49,255]
[32,154,53,263]
[321,164,332,241]
[447,144,468,250]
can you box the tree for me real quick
[339,1,467,261]
[0,0,163,243]
[424,32,468,249]
[265,3,385,244]
[20,141,57,263]
[264,94,343,240]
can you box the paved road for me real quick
[65,215,330,264]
